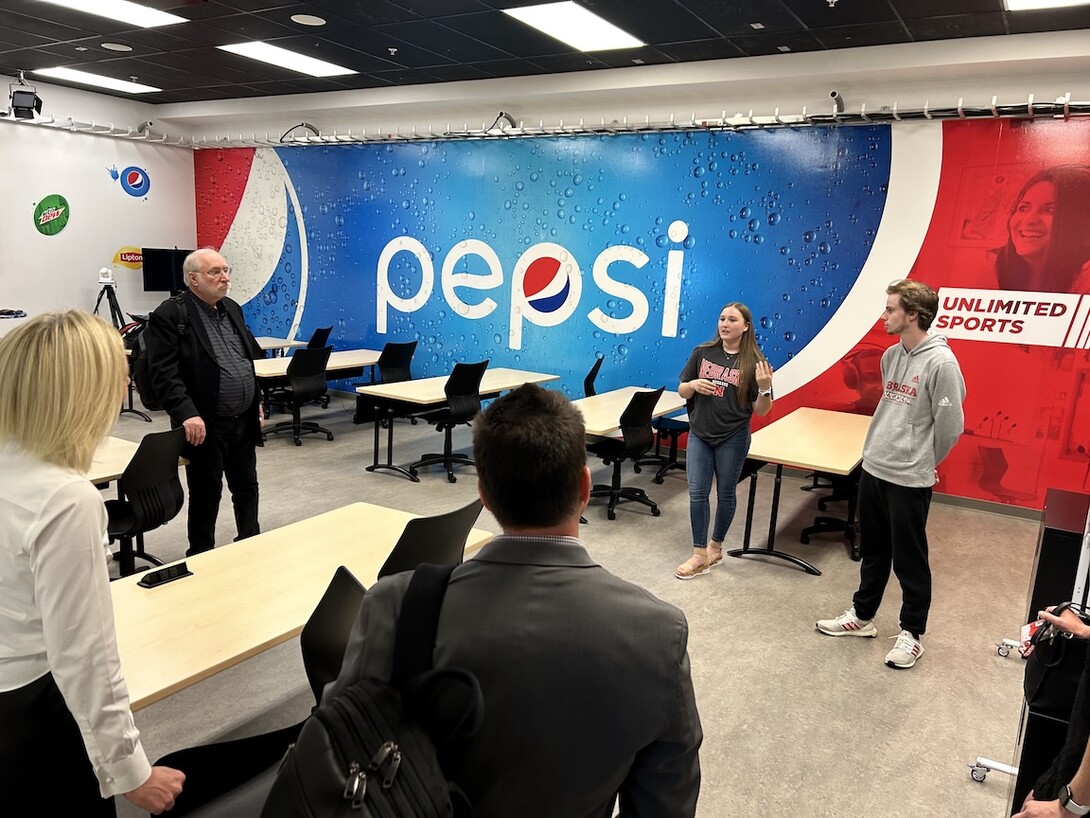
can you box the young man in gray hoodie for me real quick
[817,279,965,669]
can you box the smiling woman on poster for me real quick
[992,164,1090,293]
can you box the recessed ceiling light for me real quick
[217,42,356,77]
[290,14,327,27]
[39,0,186,28]
[34,66,161,93]
[1005,0,1090,8]
[750,22,765,30]
[503,2,643,51]
[101,42,133,52]
[777,45,792,52]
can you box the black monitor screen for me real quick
[141,248,191,293]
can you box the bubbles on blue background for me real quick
[262,127,891,391]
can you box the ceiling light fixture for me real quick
[1004,0,1090,9]
[34,66,161,93]
[290,14,327,27]
[101,42,134,52]
[38,0,186,28]
[503,2,643,51]
[217,42,356,77]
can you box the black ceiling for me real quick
[0,0,1088,105]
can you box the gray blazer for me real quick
[328,536,702,818]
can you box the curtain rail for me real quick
[3,94,1087,149]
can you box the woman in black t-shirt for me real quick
[675,302,774,579]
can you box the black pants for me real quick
[184,414,260,555]
[852,470,933,636]
[0,673,116,816]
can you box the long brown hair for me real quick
[698,301,767,408]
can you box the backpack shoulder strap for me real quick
[169,293,188,335]
[391,563,456,686]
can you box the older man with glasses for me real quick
[145,247,265,555]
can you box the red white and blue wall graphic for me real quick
[194,118,1090,508]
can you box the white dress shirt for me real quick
[0,446,151,797]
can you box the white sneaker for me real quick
[815,607,877,637]
[885,631,924,669]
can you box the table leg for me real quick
[798,467,862,561]
[365,403,419,481]
[728,464,822,575]
[119,381,152,423]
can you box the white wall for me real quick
[0,122,196,335]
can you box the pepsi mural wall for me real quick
[194,118,1090,509]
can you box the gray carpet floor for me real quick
[109,392,1038,817]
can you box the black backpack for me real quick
[261,563,483,818]
[132,295,187,412]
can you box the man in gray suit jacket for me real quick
[327,384,702,818]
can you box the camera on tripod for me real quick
[93,266,126,330]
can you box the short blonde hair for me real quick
[0,310,126,472]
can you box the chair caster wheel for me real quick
[633,465,642,473]
[969,765,987,783]
[997,645,1011,657]
[801,535,810,544]
[326,433,334,440]
[607,510,616,520]
[293,439,302,446]
[653,476,664,484]
[408,468,418,478]
[448,474,457,483]
[651,507,661,517]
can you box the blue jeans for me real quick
[686,427,751,549]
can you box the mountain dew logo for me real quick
[34,194,70,236]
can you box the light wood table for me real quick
[254,347,382,380]
[254,336,308,356]
[728,407,872,575]
[570,387,685,436]
[88,436,141,484]
[112,502,493,710]
[356,367,560,480]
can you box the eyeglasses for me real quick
[202,266,231,278]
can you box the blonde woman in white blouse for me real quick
[0,311,184,815]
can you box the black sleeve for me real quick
[145,298,200,424]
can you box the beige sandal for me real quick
[675,546,722,580]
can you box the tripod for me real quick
[94,282,126,331]
[95,282,152,422]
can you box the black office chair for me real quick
[634,413,690,484]
[264,346,335,446]
[380,339,420,424]
[584,355,603,397]
[153,566,367,817]
[408,360,489,483]
[105,427,185,577]
[306,325,333,349]
[353,340,418,425]
[377,340,417,383]
[378,498,484,579]
[304,326,334,406]
[299,565,367,705]
[587,387,664,520]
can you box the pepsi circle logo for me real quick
[119,166,151,197]
[523,256,571,313]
